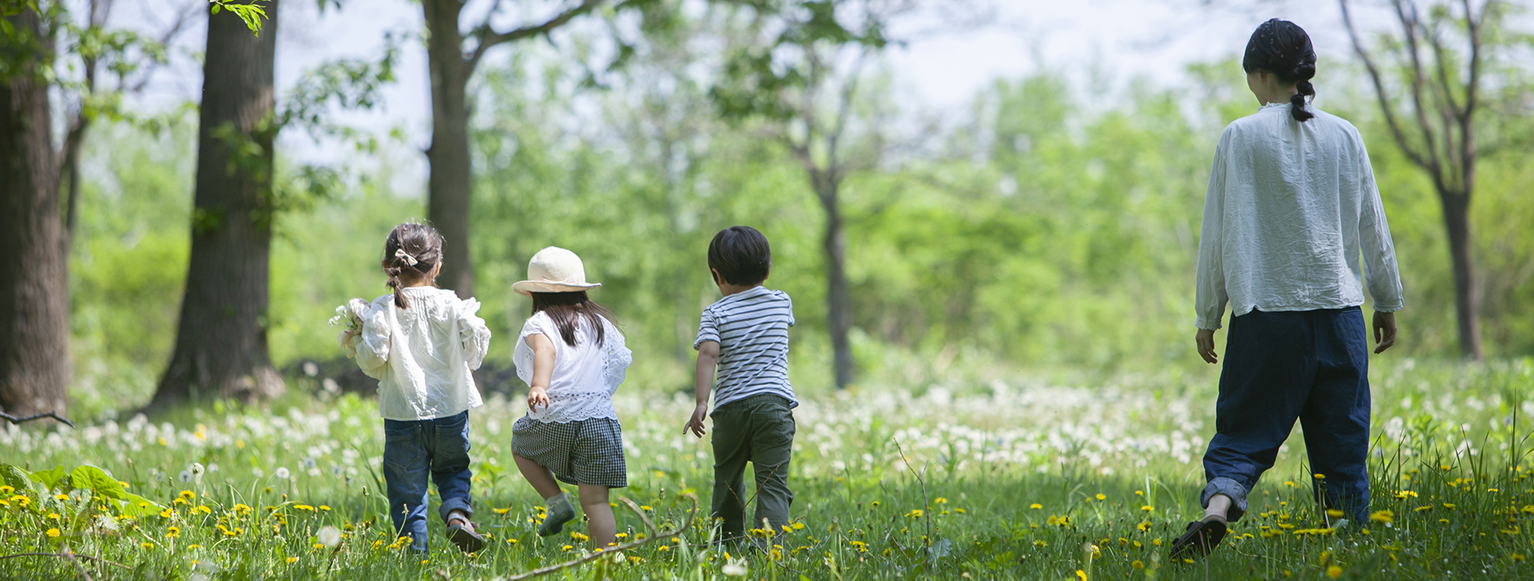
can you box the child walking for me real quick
[510,247,632,549]
[683,226,798,546]
[341,222,492,554]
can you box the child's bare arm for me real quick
[527,333,556,410]
[685,341,720,438]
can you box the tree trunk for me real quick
[0,9,70,417]
[816,175,855,389]
[423,0,475,298]
[1440,191,1483,359]
[149,0,283,409]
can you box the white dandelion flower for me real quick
[303,457,317,469]
[274,467,290,480]
[178,470,193,483]
[317,525,342,548]
[722,557,748,577]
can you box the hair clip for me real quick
[395,249,419,266]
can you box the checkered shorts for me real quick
[511,416,628,488]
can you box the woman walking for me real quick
[1170,18,1405,560]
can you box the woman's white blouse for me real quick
[354,287,491,421]
[1195,103,1405,330]
[513,311,632,424]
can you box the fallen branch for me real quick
[499,493,699,581]
[0,410,76,428]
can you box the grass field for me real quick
[3,358,1533,580]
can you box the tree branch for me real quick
[465,0,606,74]
[1392,0,1450,194]
[501,494,698,580]
[1339,0,1432,171]
[0,410,76,428]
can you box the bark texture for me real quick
[150,0,283,408]
[423,0,475,298]
[813,174,855,389]
[0,9,70,417]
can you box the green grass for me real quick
[3,358,1533,580]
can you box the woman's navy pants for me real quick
[1201,307,1371,523]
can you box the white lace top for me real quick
[354,287,491,421]
[513,311,631,424]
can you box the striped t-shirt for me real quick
[694,285,797,411]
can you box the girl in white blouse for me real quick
[341,222,492,554]
[1172,19,1404,561]
[509,246,632,550]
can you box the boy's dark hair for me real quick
[707,226,771,286]
[531,291,616,347]
[382,222,444,309]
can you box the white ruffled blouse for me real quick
[1195,103,1405,330]
[354,287,491,421]
[513,311,632,424]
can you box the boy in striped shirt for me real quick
[684,226,798,545]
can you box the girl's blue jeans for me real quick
[1201,307,1371,524]
[383,411,474,552]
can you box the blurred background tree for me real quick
[1,0,1529,418]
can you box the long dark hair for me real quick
[531,291,616,347]
[382,222,444,309]
[1243,18,1317,122]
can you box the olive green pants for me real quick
[710,393,795,541]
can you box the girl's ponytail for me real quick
[381,222,445,310]
[385,263,408,309]
[1290,79,1316,122]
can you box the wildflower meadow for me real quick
[2,358,1532,580]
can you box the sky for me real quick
[102,0,1392,191]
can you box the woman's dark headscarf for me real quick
[1243,19,1317,122]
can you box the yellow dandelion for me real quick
[1132,560,1145,569]
[46,528,60,538]
[167,526,180,538]
[1369,510,1394,524]
[1444,503,1457,509]
[1313,474,1326,480]
[1326,509,1344,518]
[1140,506,1154,512]
[287,557,299,564]
[1153,538,1162,547]
[179,490,194,500]
[1030,503,1042,509]
[493,507,510,515]
[141,542,155,549]
[1095,494,1106,501]
[1075,570,1087,581]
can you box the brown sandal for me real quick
[1169,514,1228,561]
[446,517,485,554]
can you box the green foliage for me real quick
[208,0,268,35]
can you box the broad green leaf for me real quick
[29,466,68,489]
[116,493,164,518]
[69,465,127,500]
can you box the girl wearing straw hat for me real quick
[509,247,633,550]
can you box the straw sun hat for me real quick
[512,247,602,296]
